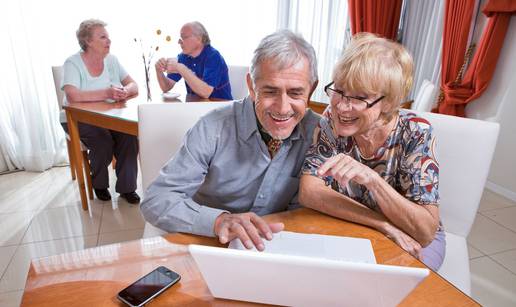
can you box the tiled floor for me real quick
[1,167,516,306]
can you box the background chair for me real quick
[228,65,249,100]
[138,102,232,238]
[51,66,94,201]
[412,110,499,295]
[411,79,436,112]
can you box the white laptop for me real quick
[189,237,429,307]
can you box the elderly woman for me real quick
[299,33,444,271]
[62,19,140,204]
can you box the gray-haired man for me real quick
[141,30,320,250]
[155,21,232,100]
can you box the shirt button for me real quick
[259,194,264,199]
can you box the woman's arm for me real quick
[299,174,423,257]
[121,75,138,97]
[64,85,111,102]
[318,154,439,247]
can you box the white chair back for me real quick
[414,111,499,237]
[411,80,435,112]
[228,65,249,100]
[138,102,232,238]
[411,110,499,294]
[52,66,65,108]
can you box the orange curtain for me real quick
[438,0,516,116]
[348,0,403,40]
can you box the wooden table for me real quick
[21,208,479,306]
[64,93,215,211]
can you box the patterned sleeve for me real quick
[399,118,440,206]
[301,117,335,185]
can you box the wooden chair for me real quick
[51,66,94,200]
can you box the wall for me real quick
[466,16,516,201]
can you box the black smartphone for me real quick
[117,266,181,307]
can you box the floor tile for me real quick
[0,236,97,293]
[483,207,516,233]
[467,214,516,255]
[0,212,33,246]
[479,189,516,212]
[99,203,145,233]
[21,205,101,244]
[491,249,516,275]
[98,228,144,246]
[470,256,516,306]
[468,244,484,259]
[0,246,17,278]
[0,290,23,307]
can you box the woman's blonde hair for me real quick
[76,19,107,51]
[332,32,413,120]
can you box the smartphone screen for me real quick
[117,266,181,307]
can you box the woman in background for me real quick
[62,19,140,204]
[300,33,444,271]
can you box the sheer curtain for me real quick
[277,0,350,103]
[0,0,279,173]
[401,0,446,101]
[0,2,67,173]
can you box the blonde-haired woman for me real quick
[300,33,444,270]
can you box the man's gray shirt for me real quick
[140,97,320,237]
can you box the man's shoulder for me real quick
[302,109,322,128]
[196,101,239,127]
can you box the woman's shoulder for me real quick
[64,52,82,65]
[398,109,433,133]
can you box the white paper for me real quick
[228,231,376,264]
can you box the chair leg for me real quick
[66,139,76,180]
[82,151,94,200]
[112,157,116,169]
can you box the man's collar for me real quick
[185,44,209,59]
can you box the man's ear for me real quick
[246,73,256,101]
[307,80,319,103]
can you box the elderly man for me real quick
[141,30,320,250]
[155,21,232,100]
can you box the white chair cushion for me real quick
[438,232,471,295]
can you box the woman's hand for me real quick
[106,86,129,101]
[383,223,422,260]
[317,153,379,188]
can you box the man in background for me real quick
[155,21,232,100]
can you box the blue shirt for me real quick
[140,97,320,236]
[167,45,232,100]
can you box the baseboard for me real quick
[485,181,516,202]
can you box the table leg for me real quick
[66,111,89,211]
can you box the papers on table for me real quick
[228,231,376,264]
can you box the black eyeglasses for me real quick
[324,81,385,111]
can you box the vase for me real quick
[144,65,151,101]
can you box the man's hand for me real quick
[165,58,181,74]
[155,57,168,73]
[383,223,422,260]
[214,212,284,251]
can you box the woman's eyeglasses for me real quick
[324,81,384,111]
